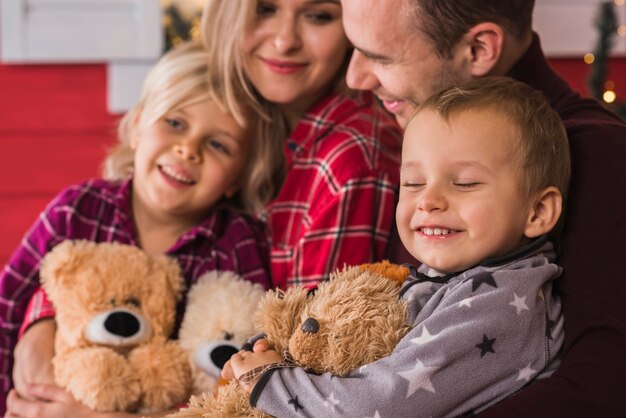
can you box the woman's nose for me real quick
[273,18,301,52]
[346,50,379,91]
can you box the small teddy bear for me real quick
[178,271,267,396]
[170,262,411,418]
[40,240,192,412]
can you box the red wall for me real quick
[0,63,120,265]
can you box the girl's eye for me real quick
[256,3,275,16]
[206,138,231,155]
[165,118,183,130]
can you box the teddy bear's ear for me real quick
[358,260,410,285]
[40,240,92,302]
[253,286,309,353]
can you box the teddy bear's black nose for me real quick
[301,317,320,334]
[211,345,239,369]
[104,311,140,337]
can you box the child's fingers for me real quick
[25,383,70,403]
[221,359,236,381]
[253,338,270,352]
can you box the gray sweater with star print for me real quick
[250,237,564,417]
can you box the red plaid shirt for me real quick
[263,90,402,289]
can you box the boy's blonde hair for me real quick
[414,76,571,203]
[103,41,283,214]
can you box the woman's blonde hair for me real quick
[201,0,351,122]
[103,41,283,214]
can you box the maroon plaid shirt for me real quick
[0,178,270,405]
[263,90,402,289]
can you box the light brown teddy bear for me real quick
[40,240,192,412]
[170,262,411,418]
[178,271,266,396]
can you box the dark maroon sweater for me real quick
[480,34,626,417]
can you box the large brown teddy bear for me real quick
[170,262,411,418]
[40,240,192,412]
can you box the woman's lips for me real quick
[261,57,307,75]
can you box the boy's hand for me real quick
[221,337,273,382]
[230,349,282,393]
[12,319,57,399]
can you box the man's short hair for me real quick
[404,0,535,57]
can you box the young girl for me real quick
[1,41,281,417]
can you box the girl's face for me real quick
[242,0,351,116]
[131,100,250,225]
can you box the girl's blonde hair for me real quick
[103,41,284,214]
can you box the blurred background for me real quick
[1,0,625,266]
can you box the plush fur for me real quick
[40,240,192,412]
[169,262,411,418]
[178,271,266,395]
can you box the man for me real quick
[342,0,626,416]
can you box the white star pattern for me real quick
[365,411,382,418]
[517,363,536,382]
[397,358,437,397]
[458,297,473,308]
[358,364,369,374]
[509,293,529,315]
[323,392,340,411]
[410,326,437,345]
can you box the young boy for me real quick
[227,77,570,417]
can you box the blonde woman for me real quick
[2,42,278,418]
[203,0,403,289]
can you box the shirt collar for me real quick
[111,176,222,253]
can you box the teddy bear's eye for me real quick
[109,298,116,306]
[124,297,141,308]
[223,331,234,341]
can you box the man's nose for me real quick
[346,50,378,90]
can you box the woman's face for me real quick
[242,0,351,115]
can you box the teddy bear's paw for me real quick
[130,341,193,410]
[55,348,141,411]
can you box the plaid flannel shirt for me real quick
[262,90,402,289]
[0,178,271,409]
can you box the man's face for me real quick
[341,0,470,128]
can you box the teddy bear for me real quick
[178,271,267,396]
[40,240,192,412]
[170,261,411,418]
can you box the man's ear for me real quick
[524,187,563,238]
[463,23,504,77]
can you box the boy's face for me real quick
[131,99,249,225]
[396,108,533,273]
